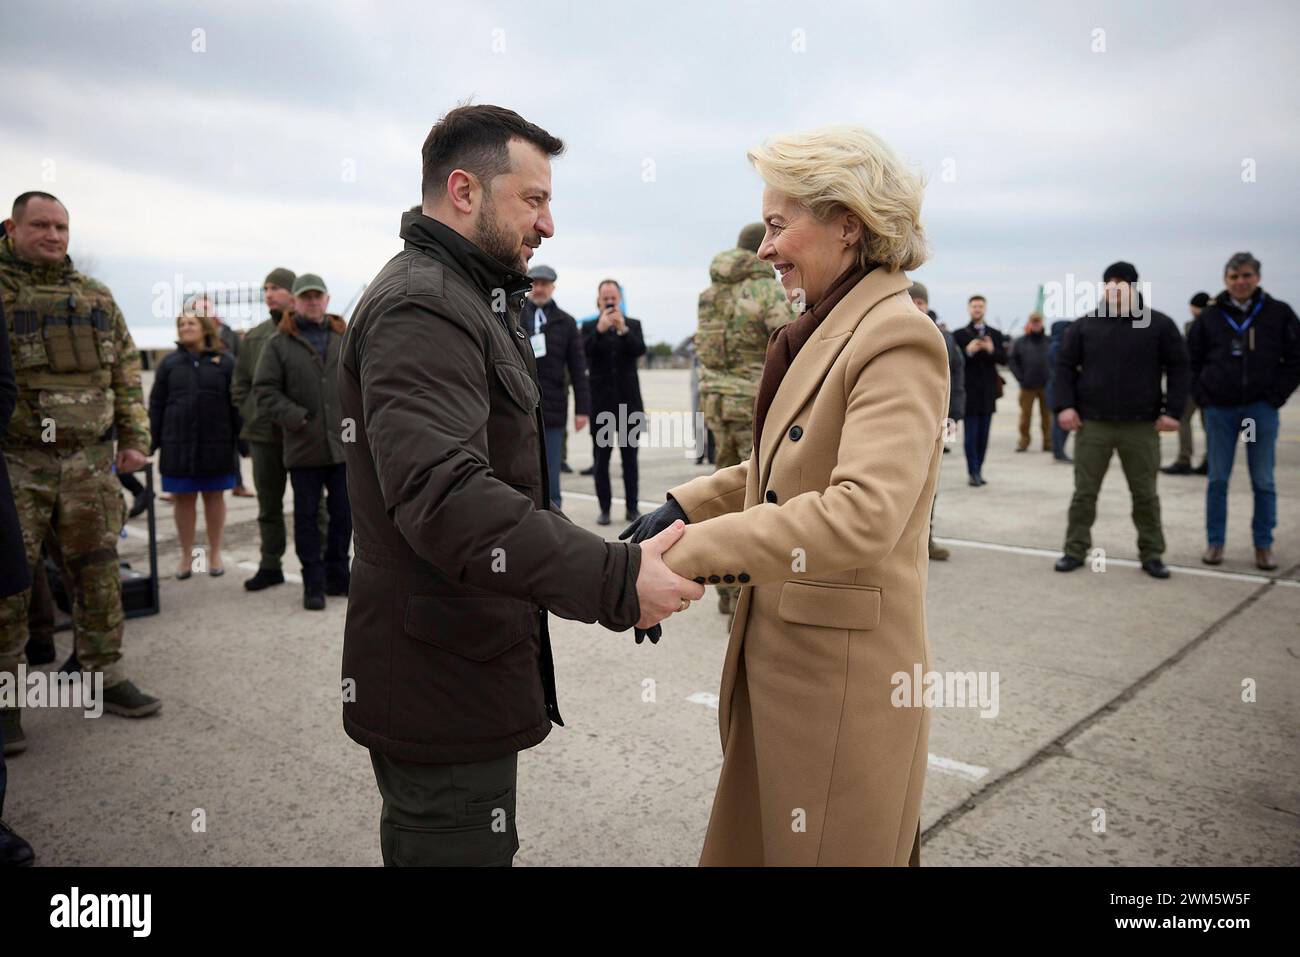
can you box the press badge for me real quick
[531,332,547,358]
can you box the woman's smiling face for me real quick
[757,186,858,310]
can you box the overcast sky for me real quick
[3,0,1297,348]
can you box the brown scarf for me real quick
[752,262,868,458]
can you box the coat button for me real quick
[738,573,750,583]
[515,329,525,339]
[789,425,803,441]
[708,575,721,584]
[765,489,778,503]
[693,576,706,585]
[723,574,735,583]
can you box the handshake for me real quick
[622,499,702,644]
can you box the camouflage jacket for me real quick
[695,247,793,398]
[0,237,150,453]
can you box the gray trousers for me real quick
[369,750,519,867]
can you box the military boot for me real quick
[102,681,162,718]
[1,708,25,756]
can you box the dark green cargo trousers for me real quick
[1064,419,1165,563]
[369,750,519,867]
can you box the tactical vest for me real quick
[6,281,116,390]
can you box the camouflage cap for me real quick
[292,273,328,296]
[737,223,765,253]
[264,267,296,290]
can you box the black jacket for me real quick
[582,316,646,416]
[1010,331,1051,389]
[520,299,590,429]
[254,313,346,469]
[0,309,32,598]
[1186,289,1300,409]
[1053,305,1189,421]
[338,211,641,765]
[148,347,241,477]
[952,322,1008,416]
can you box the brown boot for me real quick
[1201,545,1224,565]
[928,540,950,561]
[1255,548,1278,571]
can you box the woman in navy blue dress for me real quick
[148,305,241,578]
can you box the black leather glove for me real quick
[619,498,689,645]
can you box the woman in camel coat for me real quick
[624,126,948,865]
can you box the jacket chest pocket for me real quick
[487,359,541,484]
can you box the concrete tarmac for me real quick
[6,369,1298,865]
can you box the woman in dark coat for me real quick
[148,308,241,578]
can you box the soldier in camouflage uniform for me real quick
[0,192,161,754]
[695,223,794,614]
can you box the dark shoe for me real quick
[1054,555,1083,572]
[968,475,981,487]
[1054,454,1073,463]
[1015,446,1027,453]
[1141,559,1170,579]
[942,446,951,454]
[1193,460,1209,475]
[1161,462,1193,475]
[304,590,326,611]
[0,709,25,756]
[1202,545,1224,565]
[102,680,162,718]
[560,462,573,474]
[128,488,154,518]
[596,510,611,526]
[580,466,595,476]
[24,634,55,666]
[1255,548,1278,571]
[928,542,950,561]
[244,568,285,591]
[175,569,192,580]
[977,475,987,486]
[0,820,35,866]
[208,566,225,578]
[325,577,350,597]
[625,508,641,522]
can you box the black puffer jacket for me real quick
[520,299,590,429]
[1187,289,1300,408]
[149,347,240,477]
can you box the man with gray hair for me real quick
[1188,252,1300,570]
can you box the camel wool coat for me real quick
[664,268,949,866]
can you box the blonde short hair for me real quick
[748,125,927,272]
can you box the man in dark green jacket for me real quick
[254,273,350,610]
[231,267,295,591]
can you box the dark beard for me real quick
[475,194,527,274]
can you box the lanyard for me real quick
[1221,296,1263,335]
[529,305,547,337]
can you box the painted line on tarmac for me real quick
[933,536,1299,587]
[686,691,988,781]
[563,492,1297,588]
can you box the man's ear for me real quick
[2,218,14,235]
[446,169,478,215]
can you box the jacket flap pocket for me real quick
[777,580,881,631]
[492,361,540,413]
[404,594,534,661]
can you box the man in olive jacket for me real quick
[253,273,350,610]
[231,267,296,591]
[338,105,701,867]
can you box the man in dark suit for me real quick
[521,265,589,510]
[952,294,1008,485]
[582,279,646,525]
